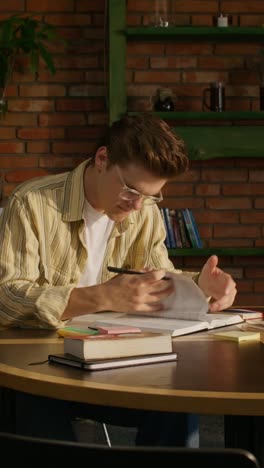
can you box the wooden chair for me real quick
[0,431,260,467]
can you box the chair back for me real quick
[0,432,260,467]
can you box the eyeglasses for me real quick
[115,165,163,206]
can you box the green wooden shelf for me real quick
[126,26,264,42]
[172,126,264,159]
[128,111,264,121]
[109,1,264,160]
[168,248,264,256]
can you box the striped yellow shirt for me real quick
[0,160,198,329]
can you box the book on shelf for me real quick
[171,210,183,248]
[187,208,203,248]
[63,330,173,360]
[176,209,191,248]
[162,207,176,248]
[182,208,199,248]
[48,352,178,371]
[68,273,244,338]
[160,208,170,248]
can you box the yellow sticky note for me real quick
[213,331,260,342]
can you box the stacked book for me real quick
[160,208,203,249]
[48,325,177,371]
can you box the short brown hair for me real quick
[104,114,189,178]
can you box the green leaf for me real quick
[37,42,56,74]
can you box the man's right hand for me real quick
[62,270,174,320]
[102,270,174,314]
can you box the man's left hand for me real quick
[198,255,237,312]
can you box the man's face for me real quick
[100,163,167,222]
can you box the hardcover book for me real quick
[63,331,173,360]
[68,273,244,338]
[48,352,178,371]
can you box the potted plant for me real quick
[0,14,65,117]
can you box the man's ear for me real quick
[94,146,108,171]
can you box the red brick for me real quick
[214,225,260,238]
[44,14,92,26]
[207,198,252,209]
[202,168,248,182]
[255,281,264,292]
[18,128,64,139]
[0,143,24,154]
[27,0,74,11]
[0,0,23,10]
[6,169,50,183]
[196,211,238,223]
[0,113,37,126]
[245,268,264,278]
[76,0,105,12]
[52,141,97,154]
[135,71,181,83]
[195,184,220,196]
[39,113,86,126]
[19,85,66,97]
[39,156,84,168]
[56,98,105,111]
[65,126,106,139]
[234,294,264,307]
[8,100,54,112]
[127,43,165,55]
[0,129,16,139]
[163,184,194,196]
[27,142,50,153]
[0,156,39,168]
[209,239,253,247]
[225,184,264,195]
[240,214,264,224]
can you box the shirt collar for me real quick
[62,160,88,222]
[62,159,134,234]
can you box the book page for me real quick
[69,312,208,336]
[70,274,209,324]
[206,313,244,329]
[138,273,209,321]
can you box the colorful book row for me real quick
[160,208,203,249]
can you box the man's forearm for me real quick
[61,283,110,320]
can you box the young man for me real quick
[0,114,236,444]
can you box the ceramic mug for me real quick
[203,82,225,112]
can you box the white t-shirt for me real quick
[77,200,114,287]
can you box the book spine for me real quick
[167,208,177,249]
[182,208,197,248]
[171,209,183,248]
[187,209,203,248]
[164,207,176,248]
[176,209,191,248]
[160,208,170,248]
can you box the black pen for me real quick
[107,266,170,280]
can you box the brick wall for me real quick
[0,0,264,306]
[0,0,108,199]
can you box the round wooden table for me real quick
[0,327,264,415]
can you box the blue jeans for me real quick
[14,391,199,447]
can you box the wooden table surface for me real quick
[0,327,264,415]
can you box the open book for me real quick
[69,274,244,337]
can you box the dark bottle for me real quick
[154,96,175,111]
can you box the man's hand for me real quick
[198,255,237,312]
[102,269,174,314]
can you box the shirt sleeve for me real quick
[125,205,200,280]
[0,196,74,329]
